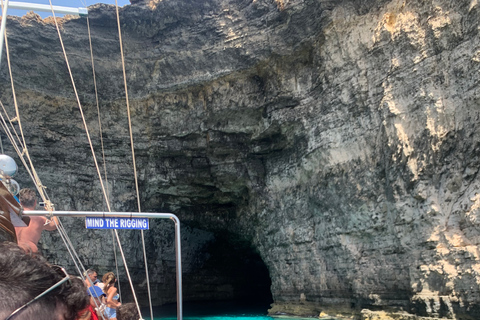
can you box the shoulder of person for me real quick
[30,216,48,224]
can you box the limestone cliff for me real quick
[1,0,480,319]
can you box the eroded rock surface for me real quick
[1,0,480,319]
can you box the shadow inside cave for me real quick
[183,233,273,309]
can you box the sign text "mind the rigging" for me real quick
[85,217,149,230]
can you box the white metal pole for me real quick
[24,210,183,320]
[0,0,11,67]
[0,1,87,69]
[8,2,87,15]
[172,215,183,320]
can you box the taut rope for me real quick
[0,2,156,318]
[48,2,147,318]
[85,13,111,208]
[0,1,91,290]
[48,0,112,212]
[114,1,151,316]
[0,0,50,208]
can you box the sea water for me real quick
[143,300,274,320]
[143,300,342,320]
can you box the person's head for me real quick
[84,268,98,284]
[117,302,140,320]
[0,242,89,320]
[19,188,36,209]
[102,272,116,293]
[87,285,106,308]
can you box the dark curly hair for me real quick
[0,242,89,320]
[19,188,36,209]
[117,302,141,320]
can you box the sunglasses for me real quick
[5,265,71,320]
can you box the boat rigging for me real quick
[0,1,184,319]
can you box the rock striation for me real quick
[1,0,480,319]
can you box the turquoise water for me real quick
[154,315,273,320]
[154,316,272,320]
[142,300,341,320]
[143,301,273,320]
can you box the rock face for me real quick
[1,0,480,319]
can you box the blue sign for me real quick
[85,217,149,230]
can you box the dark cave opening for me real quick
[183,233,273,310]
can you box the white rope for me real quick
[0,9,132,320]
[113,228,142,311]
[0,102,50,208]
[0,99,26,155]
[47,3,144,316]
[85,14,111,208]
[0,102,94,305]
[48,0,112,213]
[0,2,88,279]
[0,0,49,205]
[82,0,127,308]
[52,218,84,276]
[0,104,28,169]
[114,0,153,317]
[0,105,84,272]
[0,2,93,297]
[84,11,124,308]
[1,3,155,318]
[112,229,123,301]
[56,219,88,274]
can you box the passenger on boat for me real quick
[116,303,140,320]
[87,285,107,320]
[77,308,92,320]
[0,242,89,320]
[15,188,59,253]
[85,268,100,287]
[102,272,122,320]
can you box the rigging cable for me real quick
[0,2,151,317]
[47,2,142,315]
[0,102,86,282]
[0,6,114,316]
[0,104,88,288]
[48,0,111,212]
[54,218,108,320]
[0,0,49,207]
[0,95,25,155]
[0,105,82,275]
[112,229,122,301]
[81,0,123,300]
[0,0,98,293]
[0,108,87,287]
[84,11,111,207]
[114,0,154,318]
[0,102,35,182]
[0,0,63,221]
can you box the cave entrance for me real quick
[184,233,273,311]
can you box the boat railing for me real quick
[24,210,183,320]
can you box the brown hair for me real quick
[0,242,89,320]
[102,272,116,294]
[117,302,140,320]
[19,188,36,209]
